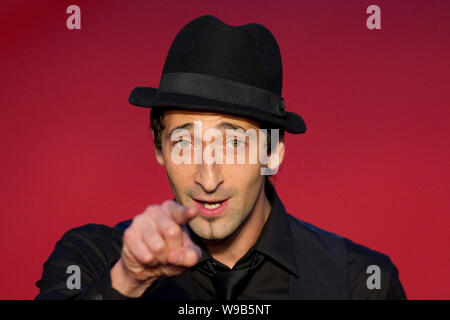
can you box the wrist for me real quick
[110,259,157,298]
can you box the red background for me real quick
[1,0,449,299]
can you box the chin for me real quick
[188,219,212,239]
[188,218,235,241]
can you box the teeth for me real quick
[202,202,220,209]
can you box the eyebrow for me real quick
[217,122,246,132]
[166,123,193,141]
[165,121,248,141]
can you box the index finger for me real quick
[161,200,200,226]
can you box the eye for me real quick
[227,137,244,148]
[176,138,191,148]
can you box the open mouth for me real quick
[192,198,229,217]
[199,201,224,209]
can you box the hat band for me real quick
[158,72,286,116]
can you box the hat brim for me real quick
[129,87,306,134]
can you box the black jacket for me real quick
[35,183,406,300]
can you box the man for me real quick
[35,15,406,300]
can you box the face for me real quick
[154,110,284,241]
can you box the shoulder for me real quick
[285,213,347,259]
[58,223,123,245]
[285,213,406,299]
[59,219,132,241]
[342,236,394,274]
[36,221,131,300]
[286,212,394,267]
[342,237,406,299]
[52,220,132,264]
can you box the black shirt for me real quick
[186,182,297,299]
[35,182,407,300]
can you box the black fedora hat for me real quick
[129,15,306,134]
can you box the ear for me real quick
[266,134,285,175]
[152,129,165,166]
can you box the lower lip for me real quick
[193,199,229,218]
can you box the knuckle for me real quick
[132,213,145,226]
[144,204,160,217]
[141,253,153,265]
[123,228,135,243]
[151,241,166,254]
[147,206,164,220]
[164,224,182,238]
[162,200,182,213]
[145,204,158,212]
[162,200,174,208]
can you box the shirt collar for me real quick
[187,181,299,277]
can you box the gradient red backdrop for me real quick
[1,0,449,299]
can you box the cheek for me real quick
[163,155,195,193]
[222,163,261,185]
[222,164,264,209]
[166,163,194,185]
[162,145,191,176]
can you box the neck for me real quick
[201,183,272,269]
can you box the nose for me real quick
[194,162,224,194]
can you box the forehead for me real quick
[162,110,260,130]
